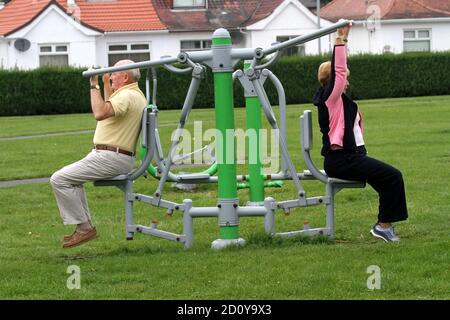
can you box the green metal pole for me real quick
[212,29,239,240]
[215,72,237,200]
[244,62,265,203]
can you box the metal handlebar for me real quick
[82,56,179,77]
[82,19,352,77]
[262,19,351,56]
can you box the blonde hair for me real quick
[318,61,331,86]
[318,62,351,86]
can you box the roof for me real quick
[0,0,166,37]
[151,0,284,32]
[320,0,450,22]
[300,0,331,9]
[0,0,296,36]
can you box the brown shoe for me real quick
[63,227,97,249]
[63,230,77,242]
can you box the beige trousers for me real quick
[50,149,134,225]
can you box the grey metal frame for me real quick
[269,110,365,239]
[153,63,205,204]
[91,19,366,248]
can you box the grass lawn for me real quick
[0,95,449,299]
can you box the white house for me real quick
[2,0,448,70]
[0,0,168,69]
[245,0,332,56]
[0,0,331,70]
[320,0,450,54]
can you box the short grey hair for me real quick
[127,68,141,82]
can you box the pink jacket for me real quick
[326,45,348,146]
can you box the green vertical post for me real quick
[212,29,239,240]
[244,62,265,203]
[214,71,236,200]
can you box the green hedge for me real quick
[346,51,450,99]
[0,51,449,116]
[0,67,90,116]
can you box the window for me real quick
[276,36,305,56]
[173,0,206,9]
[403,29,431,52]
[39,44,68,67]
[180,40,212,51]
[108,43,150,66]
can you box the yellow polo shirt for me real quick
[93,82,147,152]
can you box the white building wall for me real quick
[428,21,450,51]
[95,31,220,67]
[0,40,8,68]
[347,20,450,54]
[4,6,99,69]
[247,0,332,55]
[347,25,381,54]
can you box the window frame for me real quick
[107,43,151,66]
[403,28,431,53]
[180,39,212,52]
[173,0,207,9]
[276,35,306,57]
[38,44,69,67]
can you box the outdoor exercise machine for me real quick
[83,19,365,249]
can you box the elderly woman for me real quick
[312,25,408,242]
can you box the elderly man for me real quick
[50,60,147,248]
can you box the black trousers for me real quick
[324,147,408,223]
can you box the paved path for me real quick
[0,122,208,188]
[0,177,50,188]
[0,130,94,141]
[0,163,213,188]
[0,121,180,141]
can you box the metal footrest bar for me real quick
[130,193,184,211]
[188,207,219,218]
[131,224,186,243]
[237,206,269,216]
[306,196,331,206]
[275,196,331,211]
[273,227,332,238]
[178,173,211,181]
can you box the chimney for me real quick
[67,0,76,6]
[0,2,5,10]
